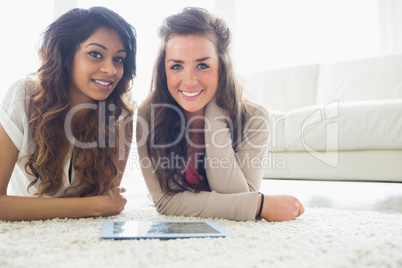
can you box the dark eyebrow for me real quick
[86,43,107,50]
[166,57,211,63]
[195,57,211,62]
[166,59,183,64]
[86,43,126,53]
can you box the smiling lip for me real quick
[92,79,114,90]
[179,90,204,100]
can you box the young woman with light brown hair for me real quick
[0,6,136,221]
[136,7,304,221]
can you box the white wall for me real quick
[0,0,54,101]
[378,0,402,53]
[232,0,381,75]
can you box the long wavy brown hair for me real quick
[142,7,251,195]
[24,7,136,197]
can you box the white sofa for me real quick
[242,53,402,182]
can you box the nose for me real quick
[100,60,117,76]
[182,68,197,88]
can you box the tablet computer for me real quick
[101,220,232,240]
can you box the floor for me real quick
[123,174,402,214]
[260,179,402,214]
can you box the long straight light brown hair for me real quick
[142,7,251,195]
[25,6,137,196]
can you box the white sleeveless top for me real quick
[0,79,76,197]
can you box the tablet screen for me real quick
[114,221,219,235]
[101,221,231,240]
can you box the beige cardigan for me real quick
[136,98,269,221]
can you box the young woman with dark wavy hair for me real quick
[136,7,304,221]
[0,6,136,220]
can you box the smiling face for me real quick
[69,27,126,106]
[165,34,219,119]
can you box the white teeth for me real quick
[94,80,112,86]
[181,90,202,97]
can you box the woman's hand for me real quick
[258,194,305,222]
[96,186,127,217]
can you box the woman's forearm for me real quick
[0,194,125,221]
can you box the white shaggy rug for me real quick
[1,179,402,268]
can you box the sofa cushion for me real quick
[316,53,402,104]
[242,64,318,112]
[266,109,286,152]
[277,99,402,152]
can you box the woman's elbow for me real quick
[248,181,261,192]
[153,197,172,216]
[154,203,168,215]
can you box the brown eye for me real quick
[88,51,102,59]
[114,57,125,64]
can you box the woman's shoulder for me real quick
[2,78,37,111]
[5,77,37,100]
[246,100,269,118]
[204,97,269,121]
[136,97,169,120]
